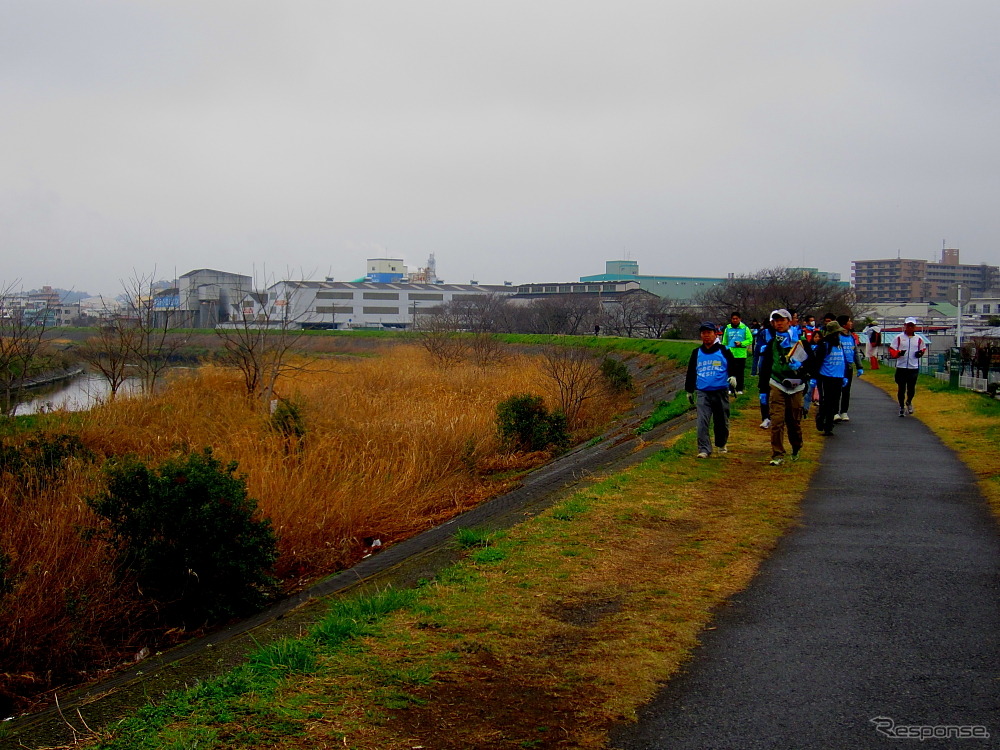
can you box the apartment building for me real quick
[853,249,999,303]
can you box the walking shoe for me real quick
[840,413,850,422]
[906,403,914,415]
[736,391,744,396]
[769,457,783,466]
[696,452,709,459]
[717,446,728,454]
[791,452,801,461]
[760,418,771,429]
[833,413,843,422]
[899,407,905,417]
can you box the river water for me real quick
[14,373,142,415]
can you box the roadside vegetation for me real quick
[64,394,821,750]
[0,343,630,713]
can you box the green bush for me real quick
[0,432,93,483]
[495,394,569,452]
[270,397,306,441]
[600,356,633,392]
[89,448,278,621]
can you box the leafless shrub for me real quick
[539,346,606,428]
[417,310,469,365]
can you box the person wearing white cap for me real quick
[757,308,815,465]
[889,317,927,416]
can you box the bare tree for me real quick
[696,266,857,324]
[117,273,189,395]
[215,283,307,407]
[0,282,56,415]
[600,291,650,337]
[416,308,470,365]
[640,295,681,339]
[76,316,135,399]
[447,293,513,334]
[467,332,510,368]
[539,346,606,428]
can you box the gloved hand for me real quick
[842,378,849,387]
[687,392,694,405]
[728,376,737,389]
[789,359,802,371]
[857,369,864,377]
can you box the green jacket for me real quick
[722,322,752,359]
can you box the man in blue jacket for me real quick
[686,321,739,459]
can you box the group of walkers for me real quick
[685,309,929,465]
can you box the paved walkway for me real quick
[612,379,1000,749]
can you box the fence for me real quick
[880,355,1000,393]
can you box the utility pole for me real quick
[956,283,963,348]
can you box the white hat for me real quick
[904,316,918,325]
[770,308,791,320]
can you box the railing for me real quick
[885,354,1000,391]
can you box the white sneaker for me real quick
[833,413,843,422]
[718,446,728,454]
[760,419,771,429]
[906,403,914,415]
[840,413,850,422]
[697,452,709,459]
[769,457,783,466]
[736,390,744,395]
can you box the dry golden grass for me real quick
[0,344,627,709]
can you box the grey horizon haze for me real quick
[2,0,998,297]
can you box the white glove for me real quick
[728,377,737,389]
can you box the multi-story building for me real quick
[852,249,999,303]
[238,280,513,330]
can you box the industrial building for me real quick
[154,269,253,328]
[237,280,512,330]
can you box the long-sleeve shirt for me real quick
[686,343,738,392]
[891,333,928,369]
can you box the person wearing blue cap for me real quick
[686,321,739,458]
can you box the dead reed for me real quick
[0,344,626,710]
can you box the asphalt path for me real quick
[612,378,1000,749]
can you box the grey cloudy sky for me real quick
[3,0,999,296]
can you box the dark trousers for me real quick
[731,357,747,391]
[696,389,730,454]
[837,366,854,414]
[816,376,844,433]
[895,367,919,406]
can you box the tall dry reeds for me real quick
[0,343,628,709]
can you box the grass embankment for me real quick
[76,393,823,750]
[0,344,628,712]
[863,367,1000,515]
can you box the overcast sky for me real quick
[3,1,999,296]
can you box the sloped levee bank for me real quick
[4,350,691,748]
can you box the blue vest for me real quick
[696,348,729,390]
[820,343,846,378]
[839,333,857,366]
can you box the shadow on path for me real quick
[612,379,1000,749]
